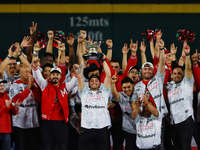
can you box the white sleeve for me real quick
[65,76,78,93]
[32,67,48,91]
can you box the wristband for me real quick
[108,47,112,50]
[186,53,190,56]
[102,59,106,62]
[7,56,11,59]
[146,102,150,106]
[159,48,164,50]
[33,51,38,56]
[18,52,22,57]
[19,46,24,50]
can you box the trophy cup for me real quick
[82,41,103,60]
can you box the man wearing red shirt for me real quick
[0,79,20,150]
[32,57,78,150]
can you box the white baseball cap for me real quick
[50,67,62,74]
[141,62,154,69]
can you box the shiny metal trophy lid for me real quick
[82,41,103,60]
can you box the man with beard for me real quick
[131,40,168,149]
[77,57,111,150]
[32,56,78,150]
[167,44,194,150]
[131,39,168,117]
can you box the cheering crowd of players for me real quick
[0,22,200,150]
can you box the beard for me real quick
[51,78,59,84]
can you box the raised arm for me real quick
[46,30,54,54]
[66,33,76,70]
[0,45,14,78]
[140,41,147,65]
[103,57,111,89]
[183,44,192,80]
[170,43,177,62]
[191,49,200,90]
[77,34,85,65]
[106,39,113,61]
[26,21,37,63]
[178,40,187,66]
[111,74,120,101]
[32,57,47,91]
[122,43,129,73]
[157,39,165,75]
[76,61,85,91]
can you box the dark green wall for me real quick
[0,13,199,67]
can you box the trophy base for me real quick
[82,52,103,60]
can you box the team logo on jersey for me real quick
[60,88,68,97]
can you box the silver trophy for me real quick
[82,41,103,60]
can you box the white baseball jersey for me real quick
[9,79,39,129]
[167,76,194,124]
[114,92,136,134]
[135,113,162,149]
[79,85,111,129]
[3,71,20,93]
[131,71,168,117]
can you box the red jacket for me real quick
[41,81,69,123]
[193,63,200,92]
[0,92,18,133]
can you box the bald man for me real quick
[9,65,41,150]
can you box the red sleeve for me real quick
[100,58,116,83]
[164,67,170,86]
[153,55,159,66]
[0,105,9,114]
[32,81,42,102]
[58,63,67,83]
[10,104,18,115]
[193,63,200,92]
[115,75,123,92]
[122,54,138,78]
[153,56,159,76]
[12,88,31,103]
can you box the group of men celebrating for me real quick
[0,22,199,150]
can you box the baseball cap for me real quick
[50,67,62,74]
[0,79,7,84]
[141,62,154,69]
[128,66,140,73]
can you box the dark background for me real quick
[0,2,200,67]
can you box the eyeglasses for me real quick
[130,71,139,74]
[8,63,17,66]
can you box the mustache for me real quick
[52,78,59,80]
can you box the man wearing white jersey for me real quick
[77,58,111,150]
[111,77,137,150]
[132,95,162,150]
[131,40,168,149]
[9,65,40,150]
[167,44,194,150]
